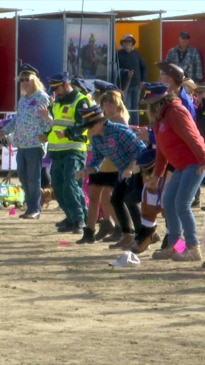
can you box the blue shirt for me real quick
[88,120,146,176]
[179,86,196,121]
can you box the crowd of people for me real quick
[1,30,205,266]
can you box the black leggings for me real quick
[111,173,143,234]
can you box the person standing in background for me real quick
[117,34,147,126]
[166,31,203,83]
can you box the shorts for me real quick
[89,172,118,187]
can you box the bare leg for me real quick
[87,184,103,230]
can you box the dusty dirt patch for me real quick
[0,185,205,365]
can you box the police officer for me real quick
[40,72,90,233]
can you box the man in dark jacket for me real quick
[117,34,147,126]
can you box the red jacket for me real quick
[153,98,205,177]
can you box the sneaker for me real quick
[109,233,134,250]
[95,219,114,241]
[23,212,40,219]
[73,221,84,234]
[152,246,174,260]
[103,226,122,242]
[172,245,202,261]
[131,225,157,254]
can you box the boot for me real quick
[72,221,84,234]
[76,227,95,244]
[152,246,174,260]
[56,218,70,227]
[172,245,202,261]
[160,233,169,249]
[109,233,134,250]
[131,225,157,254]
[103,226,122,242]
[95,219,114,241]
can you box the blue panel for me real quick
[18,19,64,92]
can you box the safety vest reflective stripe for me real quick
[52,120,74,127]
[49,142,86,150]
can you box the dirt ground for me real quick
[1,181,205,365]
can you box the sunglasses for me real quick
[19,78,30,82]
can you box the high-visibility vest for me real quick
[48,92,88,152]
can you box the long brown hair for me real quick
[147,94,178,123]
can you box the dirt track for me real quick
[0,190,205,365]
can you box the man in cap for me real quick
[39,71,90,234]
[75,104,146,248]
[117,34,147,126]
[0,63,51,219]
[156,61,196,120]
[166,31,203,83]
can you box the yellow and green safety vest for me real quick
[48,92,88,152]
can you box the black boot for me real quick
[73,221,84,234]
[95,219,114,241]
[160,233,168,249]
[76,227,95,244]
[103,225,122,242]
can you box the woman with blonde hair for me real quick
[0,63,51,219]
[77,89,131,243]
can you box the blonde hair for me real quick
[17,74,46,96]
[100,90,130,124]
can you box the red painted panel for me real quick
[0,19,16,113]
[162,21,205,81]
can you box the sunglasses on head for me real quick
[19,78,30,82]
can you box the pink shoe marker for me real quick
[9,208,16,215]
[174,238,187,253]
[59,241,71,246]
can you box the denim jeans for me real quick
[162,165,205,247]
[17,147,42,214]
[51,152,86,223]
[124,85,141,126]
